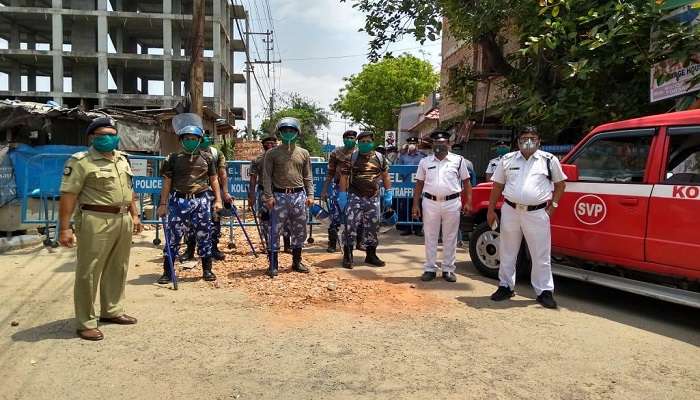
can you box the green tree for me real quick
[343,0,700,141]
[260,93,330,157]
[332,54,439,143]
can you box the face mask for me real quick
[92,135,120,152]
[496,146,509,156]
[181,138,201,153]
[433,144,449,158]
[358,142,374,154]
[519,138,538,152]
[280,131,298,144]
[202,136,212,148]
[343,138,356,149]
[408,144,417,152]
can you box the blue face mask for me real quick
[92,135,120,152]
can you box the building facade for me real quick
[0,0,246,122]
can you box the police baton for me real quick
[268,204,278,277]
[160,216,179,290]
[228,203,258,257]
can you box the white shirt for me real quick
[485,156,501,175]
[491,150,566,205]
[416,152,470,197]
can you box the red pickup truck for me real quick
[466,110,700,308]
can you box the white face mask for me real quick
[408,144,417,152]
[519,138,538,152]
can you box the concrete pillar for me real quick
[71,0,97,93]
[212,0,222,114]
[123,40,138,93]
[52,0,64,103]
[163,2,173,99]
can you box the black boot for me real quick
[202,257,217,281]
[327,229,338,253]
[267,252,279,277]
[364,246,385,267]
[211,243,225,261]
[179,237,196,262]
[283,236,292,254]
[157,257,173,284]
[291,248,309,273]
[342,244,354,269]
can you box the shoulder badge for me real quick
[63,166,72,176]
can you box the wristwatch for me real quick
[551,201,559,208]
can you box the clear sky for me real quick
[0,0,442,146]
[237,0,442,145]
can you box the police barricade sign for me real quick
[227,160,252,198]
[387,165,418,198]
[132,176,163,194]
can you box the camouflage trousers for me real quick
[327,182,343,233]
[270,191,307,250]
[256,190,290,246]
[165,192,213,259]
[343,193,379,248]
[185,190,220,248]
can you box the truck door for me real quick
[647,126,700,277]
[553,129,655,263]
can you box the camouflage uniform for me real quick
[326,148,353,233]
[185,146,226,254]
[262,145,314,250]
[341,151,387,248]
[161,150,216,260]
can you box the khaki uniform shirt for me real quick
[342,151,387,198]
[161,150,216,194]
[250,153,266,190]
[327,147,354,183]
[60,147,134,207]
[262,145,313,199]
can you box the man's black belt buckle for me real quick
[273,187,304,194]
[173,191,207,199]
[423,192,460,201]
[505,199,547,211]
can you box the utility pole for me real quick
[245,11,252,138]
[189,0,205,115]
[248,30,281,122]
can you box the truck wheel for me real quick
[469,222,500,279]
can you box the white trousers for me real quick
[422,197,461,273]
[498,203,554,295]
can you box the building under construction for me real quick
[0,0,246,122]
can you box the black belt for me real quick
[273,187,305,194]
[423,192,460,201]
[505,199,547,211]
[173,191,209,199]
[81,204,130,214]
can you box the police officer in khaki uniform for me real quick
[59,117,142,341]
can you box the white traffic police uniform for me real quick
[485,156,502,177]
[416,152,470,273]
[491,150,566,295]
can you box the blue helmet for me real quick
[380,209,398,226]
[309,203,330,221]
[276,117,301,133]
[177,125,204,137]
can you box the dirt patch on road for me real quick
[176,235,446,318]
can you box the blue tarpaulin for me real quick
[9,144,87,197]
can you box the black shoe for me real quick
[267,252,279,277]
[364,246,385,267]
[202,257,217,281]
[490,286,515,301]
[536,290,558,309]
[342,245,354,269]
[158,257,173,284]
[212,248,226,261]
[283,236,292,254]
[442,272,457,282]
[356,242,366,251]
[327,229,338,253]
[179,242,196,262]
[420,271,436,281]
[291,248,309,273]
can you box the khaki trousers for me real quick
[74,211,133,330]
